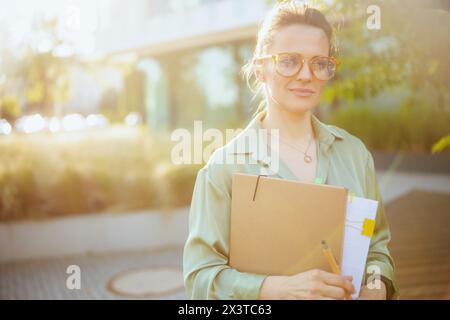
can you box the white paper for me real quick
[340,195,378,299]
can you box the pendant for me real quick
[304,155,312,163]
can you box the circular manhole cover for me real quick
[107,267,184,298]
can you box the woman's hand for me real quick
[259,269,355,300]
[357,281,387,300]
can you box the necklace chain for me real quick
[267,131,315,163]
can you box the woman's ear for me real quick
[255,67,266,82]
[253,58,266,82]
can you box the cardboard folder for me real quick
[229,173,348,276]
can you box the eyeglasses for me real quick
[255,52,340,81]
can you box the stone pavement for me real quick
[0,246,186,300]
[386,190,450,300]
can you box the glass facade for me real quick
[139,39,257,131]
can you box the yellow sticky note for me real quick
[362,218,376,237]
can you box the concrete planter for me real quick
[0,208,189,263]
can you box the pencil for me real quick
[321,240,352,300]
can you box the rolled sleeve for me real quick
[363,151,400,299]
[183,165,267,300]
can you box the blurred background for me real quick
[0,0,449,300]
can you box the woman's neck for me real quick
[261,107,315,142]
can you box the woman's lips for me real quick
[288,88,315,97]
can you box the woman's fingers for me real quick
[317,270,355,294]
[318,283,347,300]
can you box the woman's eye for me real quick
[314,61,328,70]
[280,57,297,67]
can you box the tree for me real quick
[19,18,71,116]
[0,95,21,122]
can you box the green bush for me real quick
[0,95,22,122]
[0,126,200,222]
[326,104,450,153]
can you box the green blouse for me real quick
[183,111,399,300]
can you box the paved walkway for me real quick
[386,190,450,300]
[0,246,186,300]
[377,170,450,203]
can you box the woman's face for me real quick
[257,24,331,114]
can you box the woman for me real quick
[183,2,398,300]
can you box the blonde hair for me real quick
[241,1,336,116]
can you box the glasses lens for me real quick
[276,53,302,77]
[311,57,337,80]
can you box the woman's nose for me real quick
[296,61,313,81]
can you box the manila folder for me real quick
[229,173,348,276]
